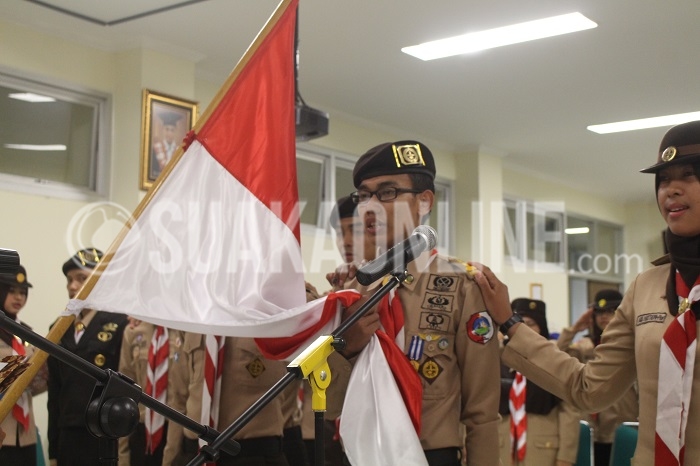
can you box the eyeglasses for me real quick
[351,187,422,204]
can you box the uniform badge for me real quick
[419,357,443,384]
[173,352,179,362]
[94,354,106,367]
[97,331,113,342]
[247,358,266,378]
[408,335,424,362]
[103,323,119,332]
[393,143,425,168]
[136,334,143,343]
[466,311,494,344]
[419,312,450,332]
[427,275,457,293]
[438,338,449,350]
[410,360,420,371]
[661,146,677,162]
[422,292,453,312]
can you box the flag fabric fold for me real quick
[340,336,428,466]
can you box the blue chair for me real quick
[609,422,638,466]
[576,420,594,466]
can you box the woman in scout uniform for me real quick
[556,290,639,466]
[333,141,501,466]
[47,249,128,466]
[0,264,47,465]
[498,299,580,466]
[473,120,700,465]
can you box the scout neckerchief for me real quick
[377,288,422,433]
[201,334,224,465]
[10,334,30,431]
[509,372,527,461]
[656,270,698,466]
[145,325,169,454]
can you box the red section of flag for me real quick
[197,0,300,241]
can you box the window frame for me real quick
[0,66,111,201]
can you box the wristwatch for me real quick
[499,313,523,336]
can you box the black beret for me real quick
[329,195,356,230]
[62,248,104,276]
[641,120,700,173]
[353,140,436,188]
[592,289,622,312]
[0,264,32,288]
[511,298,549,339]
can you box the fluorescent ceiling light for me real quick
[565,227,590,235]
[587,111,700,134]
[4,144,67,151]
[402,12,597,61]
[8,92,56,103]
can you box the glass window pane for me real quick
[596,223,621,278]
[567,217,594,273]
[335,166,354,200]
[296,157,323,226]
[0,84,97,188]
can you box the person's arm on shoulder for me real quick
[467,262,517,333]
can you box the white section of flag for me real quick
[340,335,428,466]
[65,141,314,337]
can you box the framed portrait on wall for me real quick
[140,89,198,190]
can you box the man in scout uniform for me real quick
[117,318,189,465]
[332,141,501,466]
[47,248,128,466]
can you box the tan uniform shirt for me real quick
[498,401,581,465]
[117,322,188,465]
[331,252,501,465]
[502,259,695,466]
[179,335,290,441]
[557,327,639,443]
[0,332,47,447]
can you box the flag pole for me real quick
[0,0,296,422]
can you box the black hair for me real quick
[408,173,435,193]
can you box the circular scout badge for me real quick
[466,311,494,344]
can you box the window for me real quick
[566,215,627,280]
[503,198,565,270]
[0,68,110,199]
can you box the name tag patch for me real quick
[636,313,666,326]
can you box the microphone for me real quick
[356,225,437,286]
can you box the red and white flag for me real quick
[61,0,424,463]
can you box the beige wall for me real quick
[0,18,663,460]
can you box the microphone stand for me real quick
[186,271,410,466]
[0,314,241,465]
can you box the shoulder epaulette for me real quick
[447,257,478,277]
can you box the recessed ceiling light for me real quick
[4,144,67,151]
[401,12,597,61]
[565,227,590,235]
[587,111,700,134]
[8,92,56,103]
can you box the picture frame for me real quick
[140,90,198,190]
[530,283,543,300]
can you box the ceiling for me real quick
[3,0,699,203]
